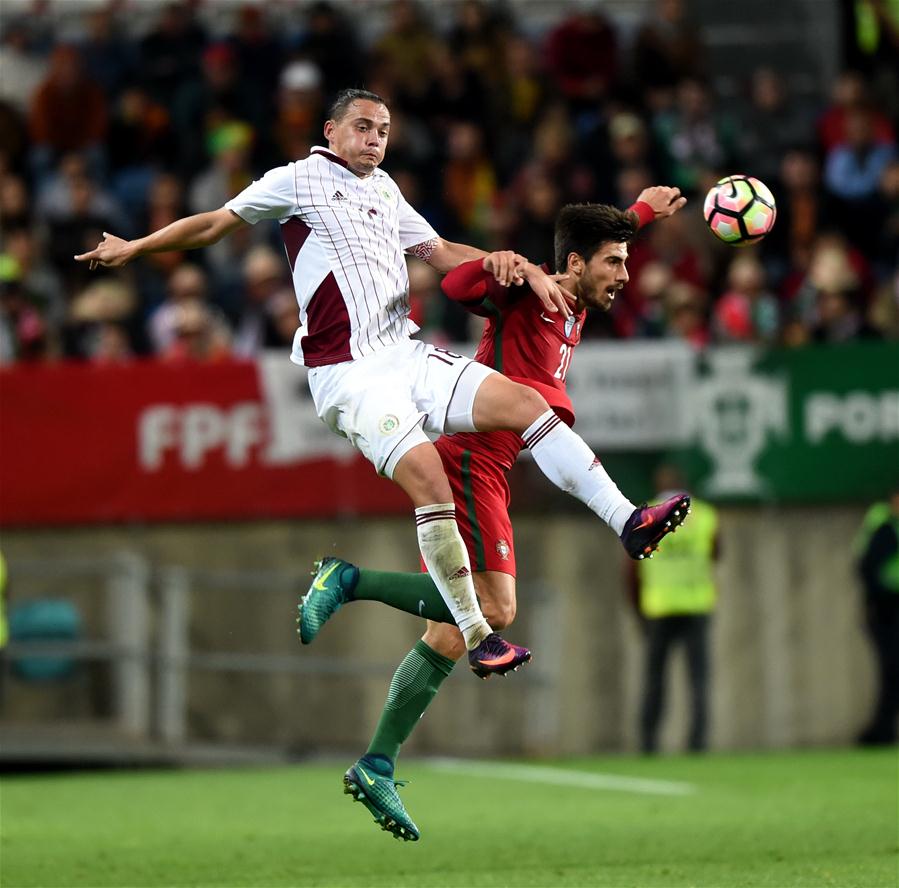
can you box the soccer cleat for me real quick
[468,632,532,679]
[296,557,359,645]
[620,493,692,560]
[343,757,420,842]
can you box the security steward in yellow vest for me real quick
[634,489,719,753]
[854,493,899,745]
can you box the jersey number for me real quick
[554,344,573,381]
[428,347,464,366]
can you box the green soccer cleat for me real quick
[343,756,420,842]
[296,557,359,645]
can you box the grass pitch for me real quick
[1,748,895,887]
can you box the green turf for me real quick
[1,749,896,887]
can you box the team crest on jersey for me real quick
[379,186,395,203]
[495,539,510,560]
[565,316,580,338]
[379,414,400,434]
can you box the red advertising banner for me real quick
[0,358,409,526]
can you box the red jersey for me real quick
[440,263,582,469]
[438,199,654,470]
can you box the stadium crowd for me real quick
[0,0,897,364]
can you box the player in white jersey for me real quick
[76,88,664,679]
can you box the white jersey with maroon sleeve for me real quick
[224,146,439,367]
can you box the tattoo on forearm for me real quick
[408,238,438,262]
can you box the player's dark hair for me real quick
[328,88,387,122]
[553,204,639,273]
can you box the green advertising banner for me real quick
[563,342,899,504]
[685,343,899,502]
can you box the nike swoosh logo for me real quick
[313,561,340,591]
[475,648,517,668]
[357,766,376,786]
[418,599,426,617]
[633,517,654,531]
[540,313,556,323]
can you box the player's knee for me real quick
[513,383,550,428]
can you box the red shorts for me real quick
[433,434,516,576]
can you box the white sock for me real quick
[415,503,491,649]
[522,410,635,535]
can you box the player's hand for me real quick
[521,264,576,318]
[482,251,528,287]
[74,232,135,270]
[637,186,687,218]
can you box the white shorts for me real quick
[307,339,496,478]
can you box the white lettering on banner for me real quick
[136,354,355,472]
[805,391,899,444]
[138,403,264,471]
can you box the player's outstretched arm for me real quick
[74,208,248,269]
[425,238,532,289]
[635,186,687,219]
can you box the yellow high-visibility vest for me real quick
[639,499,718,618]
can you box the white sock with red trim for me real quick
[522,409,635,535]
[415,503,491,649]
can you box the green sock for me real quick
[366,640,456,765]
[352,569,456,624]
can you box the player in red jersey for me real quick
[297,186,689,841]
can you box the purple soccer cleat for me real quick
[468,632,531,680]
[620,493,692,560]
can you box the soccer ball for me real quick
[703,175,776,246]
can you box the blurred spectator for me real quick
[148,264,209,354]
[160,299,233,364]
[172,42,260,176]
[228,5,283,112]
[664,281,710,349]
[0,254,49,363]
[372,0,440,107]
[873,159,899,273]
[653,77,736,194]
[139,1,206,104]
[289,1,365,99]
[441,121,498,244]
[422,45,489,135]
[491,33,549,178]
[28,44,107,183]
[853,492,899,746]
[0,19,48,113]
[824,105,897,248]
[90,322,134,364]
[66,278,139,359]
[632,0,705,107]
[792,239,880,342]
[544,9,618,111]
[2,226,65,331]
[738,67,815,187]
[503,173,561,268]
[0,173,31,232]
[712,255,779,344]
[274,61,324,164]
[817,70,895,152]
[78,5,134,101]
[765,148,829,278]
[0,99,30,173]
[107,86,176,212]
[233,246,295,357]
